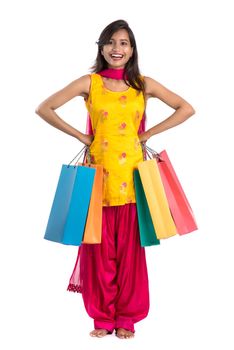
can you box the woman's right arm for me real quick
[35,74,93,145]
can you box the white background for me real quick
[1,0,233,349]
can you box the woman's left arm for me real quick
[139,76,196,142]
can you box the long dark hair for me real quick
[91,19,145,92]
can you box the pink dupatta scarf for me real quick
[85,68,146,134]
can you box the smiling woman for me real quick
[92,20,145,93]
[35,19,195,340]
[101,29,133,69]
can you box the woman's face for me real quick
[101,29,133,69]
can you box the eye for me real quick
[121,41,128,46]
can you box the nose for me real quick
[112,42,120,51]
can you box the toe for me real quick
[116,328,134,339]
[89,329,108,337]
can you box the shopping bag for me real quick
[44,147,96,246]
[134,169,160,247]
[156,150,198,235]
[82,163,103,244]
[137,158,177,239]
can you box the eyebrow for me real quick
[110,38,129,42]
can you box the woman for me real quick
[36,19,195,339]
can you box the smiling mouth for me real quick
[110,54,124,59]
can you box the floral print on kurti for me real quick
[86,74,145,206]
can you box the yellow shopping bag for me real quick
[138,159,177,239]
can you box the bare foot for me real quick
[89,329,109,338]
[116,328,135,339]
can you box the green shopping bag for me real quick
[134,169,160,247]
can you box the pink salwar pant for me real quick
[67,203,149,333]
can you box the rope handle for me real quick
[141,142,163,161]
[67,145,92,168]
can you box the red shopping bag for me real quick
[144,145,198,235]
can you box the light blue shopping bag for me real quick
[44,152,96,246]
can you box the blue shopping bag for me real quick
[44,163,96,246]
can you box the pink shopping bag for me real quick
[156,150,198,235]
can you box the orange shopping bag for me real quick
[82,163,103,243]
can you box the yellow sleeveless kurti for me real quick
[86,73,145,206]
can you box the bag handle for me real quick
[67,145,92,168]
[141,142,163,161]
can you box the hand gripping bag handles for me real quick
[44,146,103,246]
[145,145,198,235]
[137,144,177,239]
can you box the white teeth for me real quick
[111,54,123,58]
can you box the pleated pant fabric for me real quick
[67,203,149,333]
